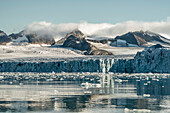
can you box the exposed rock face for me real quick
[56,29,85,44]
[9,31,24,39]
[66,29,84,39]
[115,31,170,46]
[26,33,55,45]
[0,30,12,45]
[115,32,147,46]
[133,31,170,44]
[63,30,113,55]
[6,30,55,45]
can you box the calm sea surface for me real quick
[0,73,170,113]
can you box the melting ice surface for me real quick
[0,72,170,113]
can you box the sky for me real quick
[0,0,170,35]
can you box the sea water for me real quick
[0,72,170,113]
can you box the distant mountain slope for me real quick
[9,31,55,45]
[56,29,84,44]
[1,28,170,49]
[62,30,113,55]
[115,31,170,46]
[9,31,24,39]
[0,30,12,45]
[25,33,55,45]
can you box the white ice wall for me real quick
[0,58,133,73]
[134,48,170,73]
[0,48,169,73]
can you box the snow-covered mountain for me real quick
[0,28,170,56]
[115,31,170,46]
[0,29,170,73]
[1,28,170,46]
[9,31,55,45]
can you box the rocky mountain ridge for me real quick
[0,29,170,55]
[62,30,113,55]
[115,31,170,46]
[0,30,12,45]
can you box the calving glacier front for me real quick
[0,58,133,73]
[0,47,169,73]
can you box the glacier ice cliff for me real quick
[0,58,133,73]
[134,48,170,73]
[0,48,169,73]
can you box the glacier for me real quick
[0,57,133,73]
[0,48,169,73]
[134,48,170,73]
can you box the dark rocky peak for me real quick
[133,30,170,43]
[72,29,84,36]
[124,30,157,39]
[9,30,24,39]
[123,31,134,36]
[56,29,84,44]
[133,31,158,42]
[25,32,55,45]
[63,30,113,55]
[115,31,170,46]
[115,31,147,46]
[144,30,159,36]
[0,30,12,45]
[65,29,84,39]
[9,30,56,45]
[63,30,92,51]
[0,30,7,36]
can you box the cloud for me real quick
[25,21,79,41]
[93,18,170,39]
[167,17,170,22]
[25,17,170,40]
[25,21,113,41]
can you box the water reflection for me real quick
[137,76,170,96]
[0,73,170,112]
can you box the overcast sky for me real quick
[0,0,170,34]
